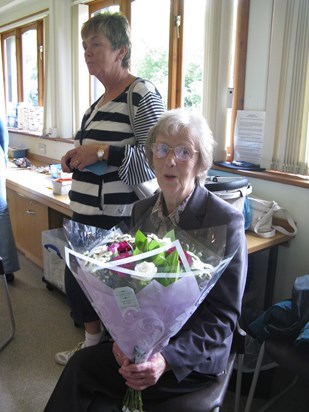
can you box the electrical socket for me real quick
[38,142,46,155]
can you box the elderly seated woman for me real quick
[44,109,247,412]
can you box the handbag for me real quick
[248,196,297,238]
[127,79,160,200]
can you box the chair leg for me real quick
[0,274,16,351]
[243,342,266,412]
[234,353,244,412]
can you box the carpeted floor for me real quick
[0,252,83,412]
[0,252,308,412]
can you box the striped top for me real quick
[69,78,165,217]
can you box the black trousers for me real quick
[65,213,131,325]
[44,342,220,412]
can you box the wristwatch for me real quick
[97,145,105,161]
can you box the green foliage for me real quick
[135,49,203,110]
[133,229,179,286]
[135,49,168,84]
[184,62,202,110]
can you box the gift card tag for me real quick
[114,287,140,315]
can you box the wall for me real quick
[242,0,308,301]
[209,168,309,303]
[249,177,308,302]
[8,132,73,162]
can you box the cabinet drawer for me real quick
[9,190,49,267]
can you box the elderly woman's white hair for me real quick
[145,109,216,184]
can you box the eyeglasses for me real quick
[151,143,199,161]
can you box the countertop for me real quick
[6,162,72,217]
[6,161,291,252]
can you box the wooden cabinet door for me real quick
[11,192,49,268]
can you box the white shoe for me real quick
[55,341,85,366]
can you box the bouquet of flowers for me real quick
[63,219,234,412]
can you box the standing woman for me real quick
[0,116,20,281]
[56,12,165,365]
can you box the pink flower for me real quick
[110,251,134,278]
[166,248,193,267]
[107,241,132,257]
[107,243,119,254]
[117,241,133,254]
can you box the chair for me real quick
[244,336,309,412]
[89,323,246,412]
[244,274,309,412]
[0,257,16,350]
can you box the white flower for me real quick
[146,233,160,242]
[109,233,135,243]
[95,251,114,262]
[91,245,108,255]
[132,261,157,281]
[84,248,114,268]
[161,237,172,246]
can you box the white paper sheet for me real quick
[234,110,265,165]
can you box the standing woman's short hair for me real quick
[81,12,131,68]
[145,109,216,184]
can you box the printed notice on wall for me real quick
[234,110,265,165]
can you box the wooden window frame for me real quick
[227,0,249,162]
[88,0,185,109]
[1,19,44,109]
[68,0,309,187]
[168,0,184,109]
[89,0,130,19]
[85,0,260,171]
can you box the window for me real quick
[182,0,206,111]
[87,0,212,112]
[80,0,237,164]
[130,0,170,105]
[22,29,39,106]
[130,0,207,111]
[1,19,44,132]
[3,33,17,109]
